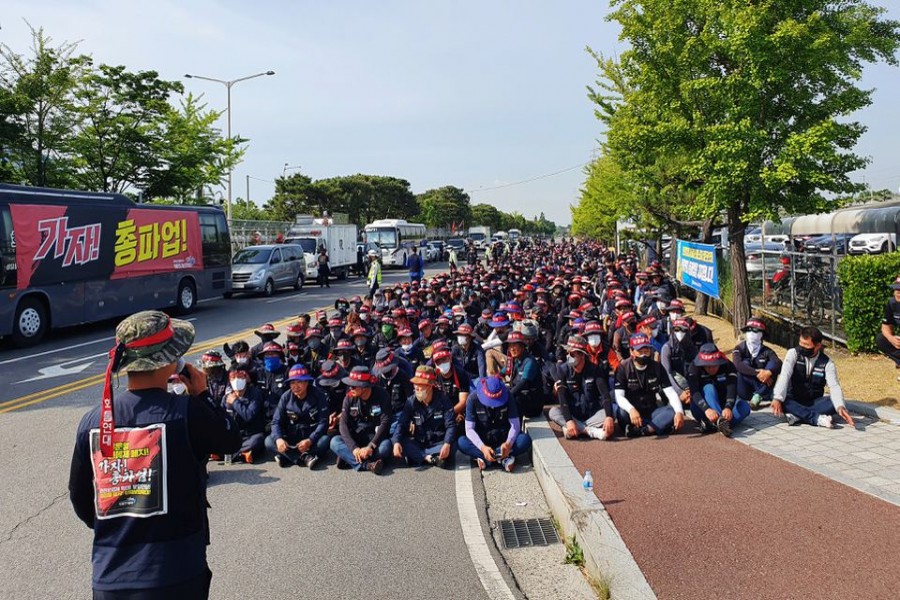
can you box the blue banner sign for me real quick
[676,240,719,298]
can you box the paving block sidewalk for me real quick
[535,406,900,600]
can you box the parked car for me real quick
[423,241,438,262]
[427,240,445,261]
[849,233,896,255]
[745,242,785,273]
[803,233,854,254]
[230,244,307,297]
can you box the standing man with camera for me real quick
[68,310,240,599]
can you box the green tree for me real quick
[0,25,88,187]
[470,203,504,230]
[595,0,900,333]
[265,171,326,221]
[68,64,183,193]
[572,154,633,240]
[416,185,471,229]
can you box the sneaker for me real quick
[625,423,642,438]
[274,455,291,468]
[434,456,447,469]
[698,420,717,434]
[335,456,351,470]
[749,394,762,410]
[241,450,254,464]
[502,456,516,472]
[816,414,834,429]
[475,458,487,471]
[424,453,437,465]
[301,453,319,469]
[716,417,733,438]
[786,413,801,426]
[367,458,384,475]
[585,426,608,441]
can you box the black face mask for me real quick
[634,355,652,366]
[797,345,816,358]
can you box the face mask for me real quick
[745,331,762,345]
[355,338,367,348]
[308,339,321,349]
[414,389,429,402]
[289,353,300,361]
[634,355,651,367]
[656,301,667,310]
[236,356,249,365]
[674,331,687,342]
[264,357,282,372]
[437,362,451,375]
[168,382,187,395]
[401,343,413,352]
[566,355,577,367]
[360,314,369,322]
[231,378,247,392]
[402,300,410,307]
[457,335,468,346]
[797,345,816,358]
[382,325,394,337]
[587,335,602,348]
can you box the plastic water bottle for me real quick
[583,470,594,503]
[224,453,232,465]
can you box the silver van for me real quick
[228,244,306,297]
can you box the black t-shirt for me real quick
[883,298,900,328]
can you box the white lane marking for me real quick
[0,336,114,365]
[16,361,95,384]
[455,460,517,600]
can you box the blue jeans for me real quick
[614,404,675,435]
[330,436,392,471]
[400,439,456,467]
[784,397,836,426]
[689,384,751,427]
[458,433,532,466]
[265,433,330,463]
[736,373,773,402]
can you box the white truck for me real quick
[468,226,491,249]
[283,216,358,280]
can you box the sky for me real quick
[3,1,900,226]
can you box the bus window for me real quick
[0,206,16,289]
[200,212,230,267]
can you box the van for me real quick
[229,244,307,297]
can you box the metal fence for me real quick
[229,219,292,252]
[747,249,845,344]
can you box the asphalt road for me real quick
[0,266,518,599]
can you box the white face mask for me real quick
[457,335,468,346]
[401,343,413,352]
[168,383,187,395]
[414,389,430,402]
[402,300,410,307]
[236,356,249,365]
[587,335,602,348]
[566,355,577,367]
[437,362,451,375]
[674,331,687,342]
[656,301,667,310]
[231,378,247,392]
[745,331,762,345]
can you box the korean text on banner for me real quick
[675,240,720,298]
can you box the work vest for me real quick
[473,400,511,447]
[787,351,830,406]
[619,359,666,414]
[735,341,776,371]
[347,390,387,444]
[411,392,452,446]
[278,389,325,442]
[87,390,207,590]
[559,362,602,422]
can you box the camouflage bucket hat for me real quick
[115,310,195,372]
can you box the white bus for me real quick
[364,218,427,267]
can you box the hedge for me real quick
[837,253,900,352]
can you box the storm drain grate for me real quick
[498,518,560,549]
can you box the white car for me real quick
[848,233,896,255]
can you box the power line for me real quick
[468,162,587,193]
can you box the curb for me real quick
[847,401,900,423]
[529,419,657,600]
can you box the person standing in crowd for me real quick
[392,366,457,468]
[875,275,900,380]
[772,326,855,429]
[407,245,424,283]
[732,318,782,409]
[317,246,331,288]
[267,364,329,469]
[549,335,615,440]
[69,311,240,599]
[459,376,532,472]
[366,250,382,298]
[331,366,393,474]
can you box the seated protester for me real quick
[660,318,699,410]
[201,350,229,405]
[249,323,282,359]
[459,376,533,472]
[772,326,855,429]
[453,323,487,379]
[397,328,426,371]
[266,364,329,469]
[665,299,686,336]
[685,317,714,349]
[610,311,638,371]
[392,366,457,468]
[256,342,289,427]
[323,315,345,354]
[733,318,782,409]
[227,340,257,375]
[315,360,348,436]
[614,333,686,437]
[501,332,544,418]
[301,328,328,375]
[223,366,266,463]
[372,350,414,436]
[483,312,513,375]
[417,319,438,360]
[636,315,666,357]
[350,327,376,367]
[330,366,393,474]
[549,336,615,440]
[434,316,453,341]
[687,343,748,437]
[583,321,610,370]
[874,276,900,378]
[473,309,494,343]
[331,338,361,372]
[285,320,307,348]
[432,345,472,426]
[373,316,400,350]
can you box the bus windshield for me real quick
[233,248,272,264]
[367,228,397,249]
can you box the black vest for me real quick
[411,392,453,446]
[473,401,511,447]
[788,351,829,406]
[559,362,603,421]
[620,359,666,413]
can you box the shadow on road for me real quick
[207,467,281,487]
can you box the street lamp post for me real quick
[184,70,275,221]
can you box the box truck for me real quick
[284,216,358,280]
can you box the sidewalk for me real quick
[533,408,900,600]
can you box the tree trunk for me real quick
[728,204,751,337]
[695,219,714,315]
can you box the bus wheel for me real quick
[13,297,48,347]
[293,273,305,291]
[176,280,196,314]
